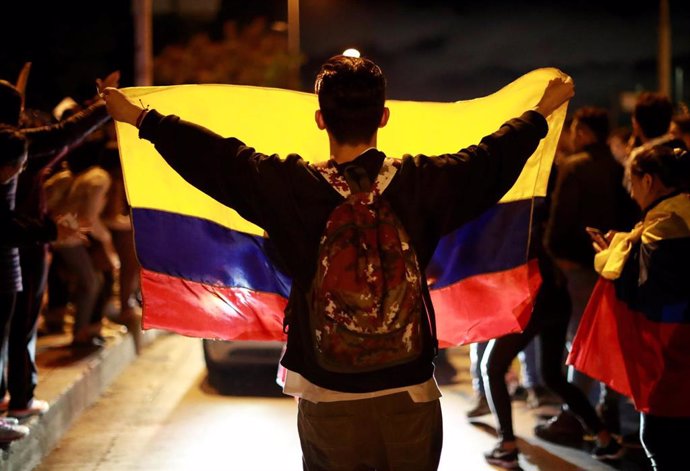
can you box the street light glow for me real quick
[342,48,360,58]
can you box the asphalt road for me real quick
[36,334,647,471]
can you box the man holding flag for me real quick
[101,55,572,470]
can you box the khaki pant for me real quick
[298,392,442,471]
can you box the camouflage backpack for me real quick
[310,158,424,373]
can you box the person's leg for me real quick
[535,284,621,458]
[483,332,536,444]
[56,246,103,344]
[596,385,621,435]
[0,293,17,403]
[42,253,70,333]
[539,305,602,435]
[111,228,140,320]
[7,247,47,411]
[482,302,544,470]
[562,265,598,398]
[298,393,442,471]
[470,342,488,396]
[466,341,490,417]
[379,394,443,471]
[640,413,690,471]
[519,338,540,391]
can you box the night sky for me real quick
[1,0,689,124]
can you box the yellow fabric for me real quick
[595,193,690,279]
[116,68,567,237]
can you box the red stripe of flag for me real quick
[568,279,690,417]
[141,269,287,341]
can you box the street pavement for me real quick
[31,333,651,471]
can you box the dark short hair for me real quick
[0,80,22,126]
[634,92,673,139]
[0,127,28,167]
[630,145,690,191]
[315,55,386,145]
[573,106,609,143]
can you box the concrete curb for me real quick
[1,329,160,471]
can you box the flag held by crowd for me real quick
[115,68,568,347]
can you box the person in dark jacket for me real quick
[102,55,574,471]
[0,71,115,419]
[0,128,84,434]
[538,106,638,445]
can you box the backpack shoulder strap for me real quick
[372,158,398,196]
[313,161,351,198]
[313,158,399,199]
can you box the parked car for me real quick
[202,339,285,396]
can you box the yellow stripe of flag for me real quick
[116,68,567,237]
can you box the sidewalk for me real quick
[0,321,160,471]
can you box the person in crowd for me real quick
[99,123,142,346]
[0,128,84,436]
[466,341,491,418]
[608,126,632,166]
[628,92,685,161]
[482,156,623,468]
[0,69,115,419]
[101,54,574,471]
[539,106,637,444]
[670,113,690,151]
[587,145,690,470]
[51,164,113,347]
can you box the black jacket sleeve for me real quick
[22,101,110,163]
[403,110,548,235]
[138,110,294,229]
[0,210,57,247]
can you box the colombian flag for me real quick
[568,193,690,416]
[115,68,568,346]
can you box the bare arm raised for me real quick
[100,87,143,127]
[533,73,575,118]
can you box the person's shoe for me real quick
[592,437,625,460]
[526,385,561,409]
[484,443,520,469]
[71,334,106,348]
[534,409,584,445]
[0,420,29,443]
[595,401,621,435]
[7,398,50,419]
[466,393,491,418]
[0,417,19,426]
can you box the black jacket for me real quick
[138,108,549,392]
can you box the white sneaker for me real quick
[7,398,50,419]
[0,421,29,443]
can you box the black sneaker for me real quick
[484,443,519,469]
[592,438,625,460]
[534,410,584,446]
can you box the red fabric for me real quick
[141,261,541,350]
[431,259,541,347]
[568,279,690,417]
[141,269,287,341]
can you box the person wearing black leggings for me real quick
[481,256,623,468]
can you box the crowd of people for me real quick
[0,69,142,443]
[471,92,690,471]
[1,51,689,471]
